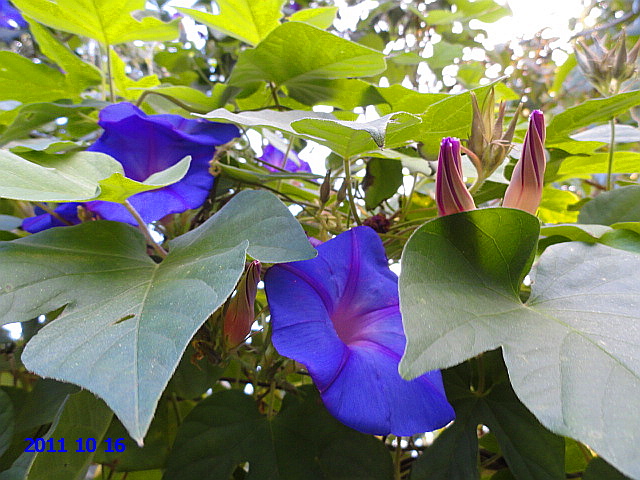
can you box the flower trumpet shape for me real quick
[265,226,455,435]
[502,110,546,215]
[21,103,240,232]
[224,260,261,347]
[435,137,476,216]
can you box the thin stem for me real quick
[124,200,168,258]
[170,392,183,425]
[34,202,74,226]
[105,45,115,103]
[606,118,616,191]
[343,156,362,226]
[269,82,282,111]
[394,437,403,480]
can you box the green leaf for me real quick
[1,191,315,443]
[0,101,102,147]
[291,112,421,158]
[0,150,121,201]
[228,22,386,97]
[0,389,14,458]
[413,350,565,480]
[583,458,632,480]
[399,208,640,478]
[0,52,77,103]
[27,391,113,480]
[94,400,172,472]
[286,78,387,110]
[409,399,480,480]
[553,152,640,181]
[538,186,580,223]
[289,6,338,29]
[578,185,640,225]
[13,0,179,46]
[416,82,498,160]
[166,345,224,399]
[177,0,283,46]
[201,108,326,136]
[546,89,640,143]
[27,18,102,92]
[363,158,403,210]
[111,49,160,100]
[163,386,393,480]
[94,156,191,203]
[570,124,640,143]
[375,85,449,115]
[540,224,612,243]
[137,85,233,114]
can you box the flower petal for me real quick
[266,226,455,435]
[323,341,454,435]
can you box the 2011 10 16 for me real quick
[24,437,126,453]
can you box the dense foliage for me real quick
[1,0,640,479]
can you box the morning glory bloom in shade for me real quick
[502,110,546,215]
[84,103,240,224]
[0,0,27,30]
[435,137,476,216]
[21,203,82,234]
[265,226,455,435]
[259,144,312,173]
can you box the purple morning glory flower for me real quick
[259,144,312,173]
[83,102,240,224]
[265,226,455,435]
[0,0,27,30]
[22,203,82,233]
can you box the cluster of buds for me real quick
[466,88,522,181]
[223,260,262,348]
[436,110,546,217]
[575,31,640,96]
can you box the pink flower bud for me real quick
[435,137,476,216]
[224,260,261,347]
[503,110,546,215]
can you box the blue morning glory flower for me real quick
[265,226,455,435]
[21,203,82,233]
[84,103,240,224]
[259,144,312,173]
[21,103,240,232]
[0,0,27,31]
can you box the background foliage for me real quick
[1,0,640,479]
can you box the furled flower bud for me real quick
[503,110,546,215]
[223,260,261,347]
[435,137,476,216]
[575,31,640,96]
[467,88,522,178]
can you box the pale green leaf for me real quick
[399,208,640,479]
[289,6,338,29]
[95,156,191,203]
[1,191,315,443]
[177,0,283,46]
[13,0,179,46]
[228,22,386,96]
[27,18,102,92]
[0,52,76,103]
[0,150,121,202]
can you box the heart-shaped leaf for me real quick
[0,190,315,443]
[399,208,640,478]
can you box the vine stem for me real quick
[104,44,115,103]
[394,437,403,480]
[124,200,168,258]
[606,118,616,191]
[343,156,362,226]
